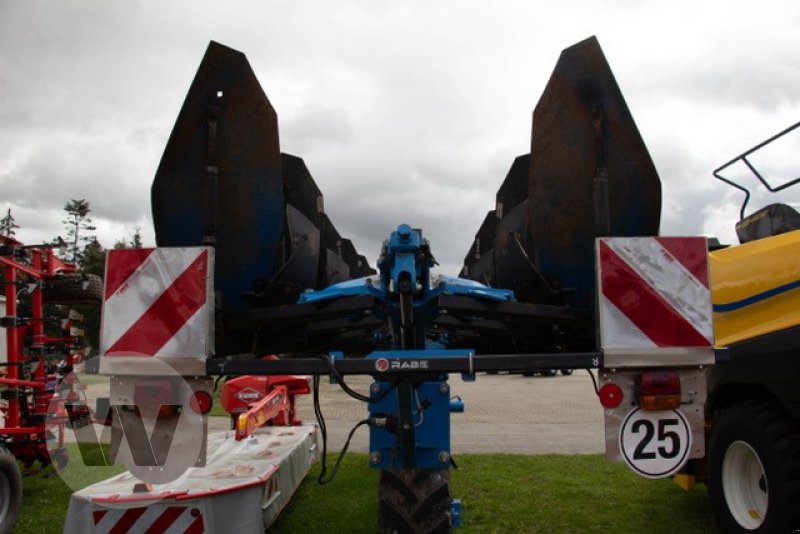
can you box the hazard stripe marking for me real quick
[184,513,205,534]
[144,506,184,533]
[92,505,204,534]
[102,248,205,350]
[654,237,709,288]
[599,241,710,347]
[109,507,147,534]
[93,509,108,525]
[603,238,713,344]
[105,250,208,356]
[599,295,658,349]
[104,248,155,300]
[157,305,208,356]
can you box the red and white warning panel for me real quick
[90,503,206,534]
[100,247,214,375]
[597,237,714,366]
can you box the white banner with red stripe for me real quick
[91,503,206,534]
[100,247,213,374]
[597,237,714,366]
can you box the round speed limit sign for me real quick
[619,408,691,478]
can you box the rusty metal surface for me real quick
[151,41,284,311]
[527,36,661,309]
[338,238,374,279]
[284,204,321,289]
[281,153,375,284]
[491,154,560,303]
[461,211,497,279]
[149,41,376,357]
[151,42,374,318]
[281,153,324,228]
[496,154,531,218]
[460,34,661,349]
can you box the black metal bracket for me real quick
[206,351,603,377]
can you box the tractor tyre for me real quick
[43,274,103,304]
[0,446,22,534]
[560,369,573,376]
[379,468,451,534]
[541,369,557,377]
[709,399,800,532]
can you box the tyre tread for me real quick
[710,399,800,532]
[43,273,103,304]
[0,446,22,534]
[379,468,451,534]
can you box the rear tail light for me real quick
[189,390,213,415]
[639,371,681,410]
[599,383,624,409]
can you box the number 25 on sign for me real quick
[619,408,692,478]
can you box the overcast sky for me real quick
[3,1,800,275]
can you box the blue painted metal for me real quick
[298,276,383,304]
[379,224,432,298]
[369,379,453,469]
[296,226,502,469]
[451,499,462,528]
[296,224,513,525]
[433,275,514,301]
[298,263,514,307]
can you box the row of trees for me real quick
[1,200,143,271]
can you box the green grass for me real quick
[14,452,715,533]
[209,383,228,418]
[72,372,110,387]
[274,454,714,533]
[15,444,124,534]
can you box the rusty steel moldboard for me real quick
[151,41,374,355]
[463,36,661,318]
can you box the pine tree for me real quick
[62,199,97,264]
[130,227,143,248]
[113,227,143,250]
[0,208,19,237]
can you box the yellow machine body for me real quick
[710,229,800,347]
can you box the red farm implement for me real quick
[0,235,102,531]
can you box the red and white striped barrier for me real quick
[597,237,713,365]
[100,247,213,374]
[91,504,205,534]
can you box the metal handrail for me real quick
[713,120,800,220]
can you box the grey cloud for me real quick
[4,0,800,276]
[281,105,355,153]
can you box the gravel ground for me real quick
[285,371,605,455]
[76,369,605,455]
